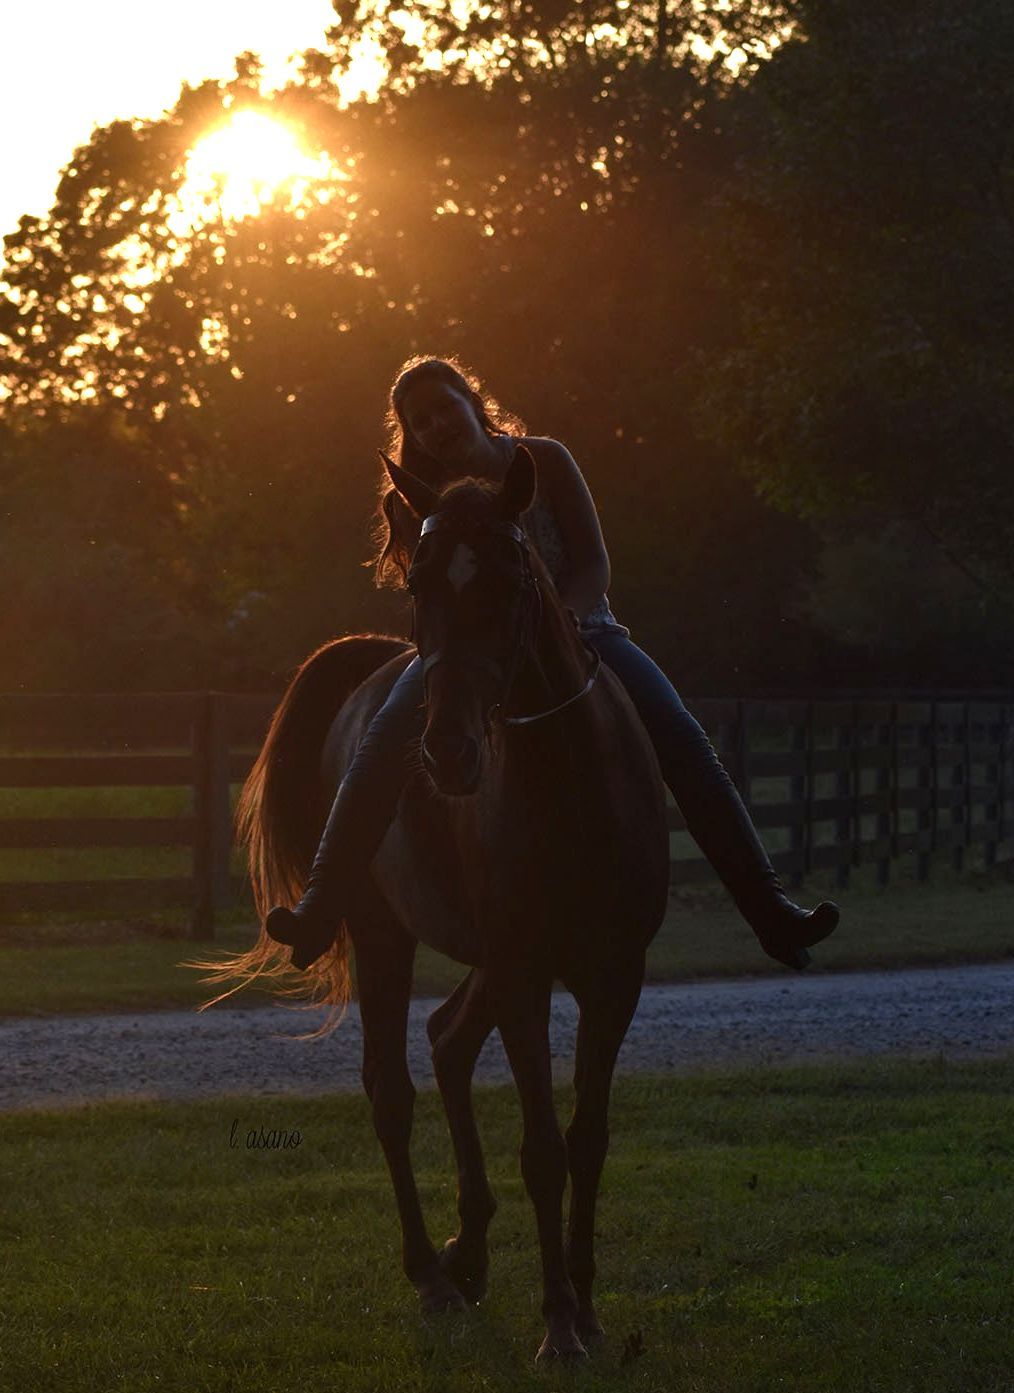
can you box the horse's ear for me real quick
[499,443,536,518]
[380,451,439,519]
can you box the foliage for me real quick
[692,0,1014,600]
[797,522,1014,686]
[0,412,200,689]
[0,7,824,691]
[2,0,1012,689]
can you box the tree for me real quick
[796,521,1014,687]
[0,6,852,691]
[692,0,1014,601]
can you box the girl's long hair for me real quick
[366,355,527,589]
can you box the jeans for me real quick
[583,631,740,801]
[289,630,830,963]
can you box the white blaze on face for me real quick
[447,542,479,594]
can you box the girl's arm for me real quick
[525,437,611,622]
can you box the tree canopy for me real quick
[2,0,1011,692]
[693,0,1014,600]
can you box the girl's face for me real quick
[401,380,488,471]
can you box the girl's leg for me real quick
[585,632,838,966]
[266,655,425,969]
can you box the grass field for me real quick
[3,1057,1012,1391]
[0,866,1012,1018]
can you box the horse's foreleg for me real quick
[494,972,584,1363]
[354,921,466,1315]
[564,954,645,1346]
[427,969,497,1302]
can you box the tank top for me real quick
[499,435,630,637]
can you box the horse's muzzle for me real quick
[421,732,483,796]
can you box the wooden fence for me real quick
[0,692,268,937]
[2,692,1012,936]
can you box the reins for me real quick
[497,645,601,727]
[411,513,600,728]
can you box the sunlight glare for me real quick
[335,35,391,105]
[180,111,338,225]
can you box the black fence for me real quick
[2,692,1012,936]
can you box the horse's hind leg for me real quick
[352,914,466,1316]
[427,969,497,1303]
[563,951,646,1346]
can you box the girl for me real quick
[266,357,838,970]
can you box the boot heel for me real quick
[760,937,812,971]
[290,926,336,970]
[266,907,336,970]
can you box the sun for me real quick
[179,110,335,224]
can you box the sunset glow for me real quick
[335,34,391,105]
[180,112,337,224]
[1,0,339,239]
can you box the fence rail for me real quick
[2,692,1012,936]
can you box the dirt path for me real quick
[3,961,1012,1112]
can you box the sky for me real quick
[2,0,339,239]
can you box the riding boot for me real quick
[265,657,425,970]
[675,777,839,969]
[265,771,382,970]
[577,630,838,969]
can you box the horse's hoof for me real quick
[417,1269,469,1317]
[438,1237,488,1304]
[535,1329,588,1363]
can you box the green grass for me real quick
[2,1058,1012,1391]
[1,867,1012,1018]
[0,785,192,817]
[0,782,216,887]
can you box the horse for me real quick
[200,445,670,1362]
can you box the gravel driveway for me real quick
[3,961,1012,1112]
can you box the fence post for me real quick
[788,707,807,888]
[191,692,231,938]
[917,704,933,883]
[209,694,234,910]
[890,700,900,869]
[965,702,977,871]
[875,707,891,888]
[983,704,999,872]
[952,702,968,874]
[804,702,815,881]
[834,704,854,891]
[851,703,863,872]
[1000,703,1010,851]
[930,700,940,872]
[192,694,213,940]
[735,699,752,804]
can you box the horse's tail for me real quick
[184,633,411,1038]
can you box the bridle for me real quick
[410,513,601,728]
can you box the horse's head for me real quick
[382,446,540,795]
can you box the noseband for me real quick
[410,513,599,727]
